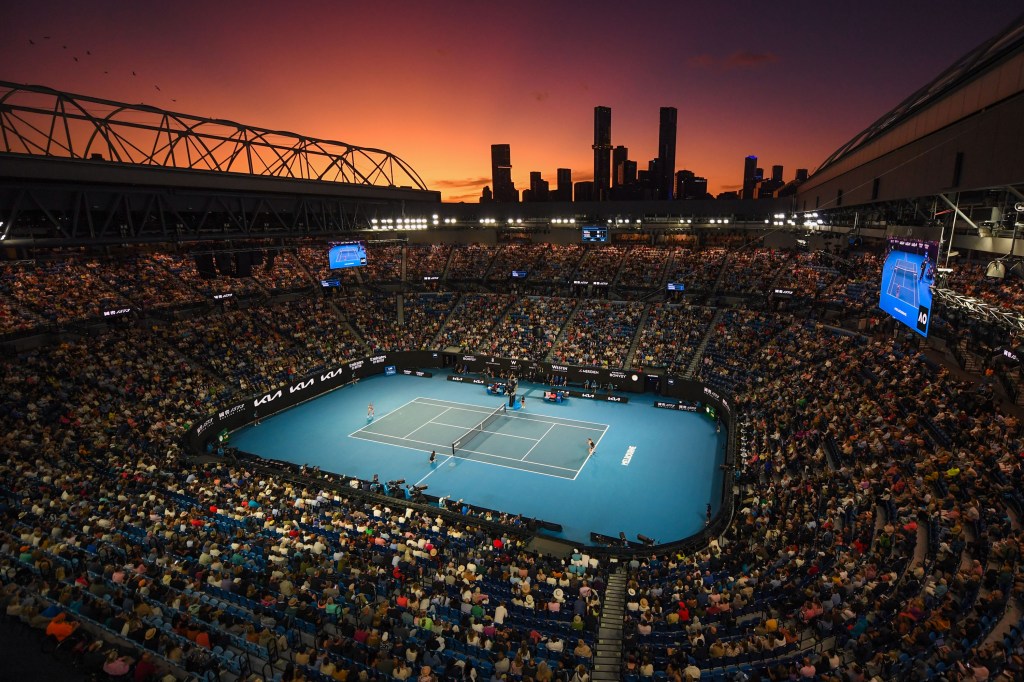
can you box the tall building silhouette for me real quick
[556,168,573,202]
[527,171,550,202]
[658,107,677,199]
[612,145,629,188]
[795,168,809,182]
[771,165,784,183]
[741,155,758,200]
[491,144,517,203]
[676,169,707,200]
[593,106,612,201]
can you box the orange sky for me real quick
[3,1,1020,201]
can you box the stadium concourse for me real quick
[2,239,1024,682]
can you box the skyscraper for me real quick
[491,144,517,203]
[527,171,550,202]
[593,106,612,201]
[612,145,629,189]
[771,165,784,183]
[741,155,758,200]
[556,168,573,202]
[795,168,809,182]
[658,107,677,200]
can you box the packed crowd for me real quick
[550,301,645,368]
[434,294,516,353]
[491,296,578,362]
[574,246,626,284]
[622,317,1024,681]
[617,246,674,289]
[406,245,453,281]
[0,243,904,340]
[633,304,717,376]
[773,253,843,298]
[717,250,793,294]
[3,237,1024,682]
[447,246,498,281]
[944,262,1024,315]
[665,248,727,293]
[531,246,585,283]
[486,244,548,283]
[0,321,608,682]
[251,252,314,292]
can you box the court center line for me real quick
[402,406,453,440]
[350,431,579,471]
[414,455,453,487]
[429,420,541,442]
[349,431,576,480]
[521,422,557,461]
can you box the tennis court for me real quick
[885,256,921,307]
[350,396,607,479]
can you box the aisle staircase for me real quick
[544,298,585,363]
[625,303,653,369]
[683,308,724,378]
[592,566,627,682]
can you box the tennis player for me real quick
[367,402,375,421]
[587,438,596,456]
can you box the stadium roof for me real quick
[815,12,1024,176]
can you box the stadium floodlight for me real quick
[986,260,1007,279]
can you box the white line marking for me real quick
[403,407,453,439]
[413,396,607,430]
[430,421,541,442]
[413,456,453,487]
[350,431,578,472]
[521,422,557,461]
[347,397,421,438]
[572,424,610,480]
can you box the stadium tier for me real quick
[2,239,1024,682]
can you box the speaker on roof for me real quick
[195,254,216,279]
[215,253,235,277]
[234,252,253,278]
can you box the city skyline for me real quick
[2,1,1020,202]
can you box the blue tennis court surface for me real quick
[350,397,606,479]
[230,372,725,544]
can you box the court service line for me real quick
[429,420,541,443]
[520,422,556,461]
[402,407,453,440]
[350,431,578,472]
[346,397,422,438]
[349,431,577,480]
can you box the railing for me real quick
[0,81,428,190]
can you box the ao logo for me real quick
[918,310,928,325]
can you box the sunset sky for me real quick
[3,1,1020,202]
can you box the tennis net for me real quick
[451,403,506,456]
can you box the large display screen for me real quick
[581,226,608,243]
[878,238,937,337]
[328,242,367,269]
